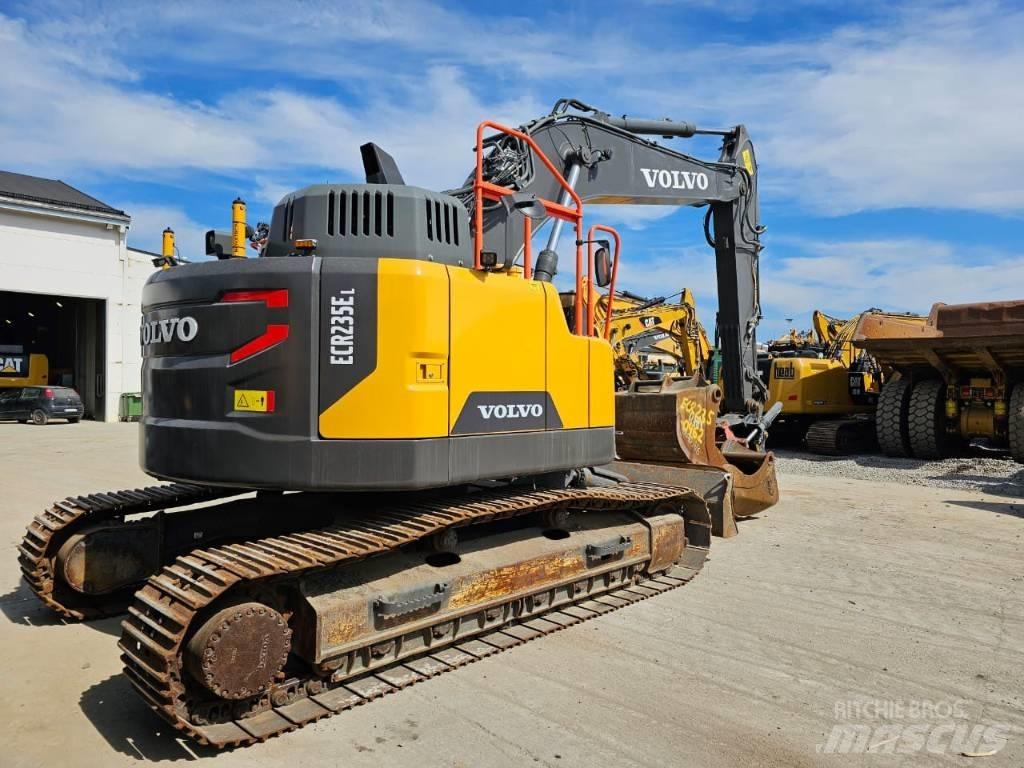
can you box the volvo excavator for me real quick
[18,100,777,746]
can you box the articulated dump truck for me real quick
[856,300,1024,461]
[18,100,778,747]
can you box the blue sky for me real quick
[2,0,1022,338]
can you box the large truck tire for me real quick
[1010,385,1024,464]
[876,377,912,456]
[908,379,953,459]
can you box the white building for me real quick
[0,170,156,421]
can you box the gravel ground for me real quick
[774,447,1024,497]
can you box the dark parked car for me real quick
[0,386,84,424]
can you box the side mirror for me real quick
[594,242,613,287]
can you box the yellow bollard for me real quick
[231,198,247,258]
[161,227,175,270]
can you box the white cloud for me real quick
[6,2,1024,217]
[756,235,1024,336]
[584,232,1024,341]
[0,15,542,193]
[615,4,1024,214]
[252,177,295,207]
[125,203,210,260]
[592,206,681,231]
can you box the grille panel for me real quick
[325,189,398,239]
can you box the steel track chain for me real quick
[805,418,875,456]
[118,482,708,747]
[17,483,242,620]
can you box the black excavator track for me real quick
[116,482,710,748]
[805,418,877,456]
[17,483,244,620]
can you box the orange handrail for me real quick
[473,121,587,334]
[586,224,621,339]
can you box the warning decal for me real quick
[741,148,754,175]
[233,389,274,413]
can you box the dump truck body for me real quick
[855,300,1024,461]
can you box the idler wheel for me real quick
[185,602,291,700]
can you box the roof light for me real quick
[27,311,34,318]
[293,238,317,254]
[55,301,63,308]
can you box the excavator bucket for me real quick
[611,380,779,537]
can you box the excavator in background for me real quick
[0,347,48,388]
[766,324,817,356]
[763,308,926,454]
[595,288,711,390]
[18,100,778,746]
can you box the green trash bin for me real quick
[119,392,143,422]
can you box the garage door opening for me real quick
[0,291,106,420]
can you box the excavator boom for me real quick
[451,99,765,414]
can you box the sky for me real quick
[1,0,1022,338]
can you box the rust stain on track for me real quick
[118,482,710,748]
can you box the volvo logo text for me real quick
[477,403,544,419]
[141,316,199,345]
[640,168,709,191]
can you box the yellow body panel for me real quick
[319,259,450,438]
[448,267,547,432]
[542,283,590,429]
[320,260,613,440]
[0,353,48,388]
[768,358,870,416]
[587,338,615,426]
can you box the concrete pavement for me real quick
[1,422,1021,767]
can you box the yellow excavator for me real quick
[765,308,925,454]
[594,288,711,389]
[18,101,778,747]
[767,324,817,355]
[0,348,48,388]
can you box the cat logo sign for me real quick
[1,355,26,376]
[233,389,275,413]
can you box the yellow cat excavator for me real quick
[18,100,777,747]
[765,309,926,453]
[595,288,711,389]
